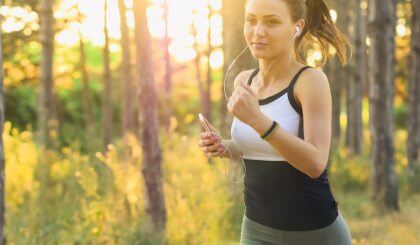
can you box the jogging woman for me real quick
[199,0,352,244]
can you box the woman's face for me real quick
[244,0,297,59]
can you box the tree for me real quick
[368,0,399,211]
[205,0,213,130]
[39,0,56,147]
[162,0,173,131]
[77,4,94,147]
[118,0,135,138]
[347,0,366,155]
[407,0,420,183]
[327,0,346,144]
[0,0,6,242]
[344,0,364,155]
[103,0,112,150]
[133,0,167,231]
[191,7,207,133]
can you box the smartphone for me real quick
[198,113,210,132]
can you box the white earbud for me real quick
[293,26,301,39]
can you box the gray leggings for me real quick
[240,211,352,245]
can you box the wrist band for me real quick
[260,120,279,139]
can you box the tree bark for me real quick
[162,0,173,132]
[133,0,166,231]
[102,0,112,150]
[192,9,205,132]
[329,0,345,143]
[368,0,399,211]
[345,1,355,150]
[349,0,366,155]
[77,5,94,148]
[328,56,341,144]
[205,0,213,132]
[0,0,6,241]
[39,0,55,148]
[407,0,420,181]
[118,0,135,139]
[324,57,337,170]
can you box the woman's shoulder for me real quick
[296,66,329,89]
[294,66,330,107]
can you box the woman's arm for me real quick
[248,69,332,179]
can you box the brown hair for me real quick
[286,0,351,65]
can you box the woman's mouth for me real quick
[252,42,268,49]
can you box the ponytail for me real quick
[287,0,352,65]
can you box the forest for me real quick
[0,0,418,244]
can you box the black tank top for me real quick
[242,66,339,231]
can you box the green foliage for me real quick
[394,103,407,130]
[5,85,38,130]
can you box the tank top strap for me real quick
[287,66,313,116]
[247,66,312,87]
[247,68,260,86]
[287,66,313,92]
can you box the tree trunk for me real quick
[368,0,399,211]
[0,1,6,241]
[162,0,173,132]
[345,1,355,149]
[36,0,57,238]
[331,0,350,145]
[133,0,166,231]
[349,0,366,155]
[103,0,112,150]
[191,8,207,134]
[328,56,341,144]
[407,0,420,182]
[205,0,213,131]
[118,0,135,139]
[324,57,337,170]
[77,5,94,148]
[39,0,55,148]
[220,0,256,137]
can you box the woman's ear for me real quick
[297,19,305,34]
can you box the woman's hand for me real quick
[227,79,262,127]
[198,116,226,158]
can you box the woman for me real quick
[198,0,352,244]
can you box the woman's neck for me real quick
[257,51,300,87]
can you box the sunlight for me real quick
[330,9,337,23]
[3,0,224,66]
[396,23,407,37]
[210,48,223,68]
[0,6,38,33]
[313,50,322,61]
[396,18,407,37]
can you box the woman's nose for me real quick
[253,22,266,36]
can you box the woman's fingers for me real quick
[205,144,219,152]
[206,146,224,157]
[199,138,221,148]
[199,127,224,158]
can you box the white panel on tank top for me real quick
[230,91,300,161]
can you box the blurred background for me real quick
[0,0,418,244]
